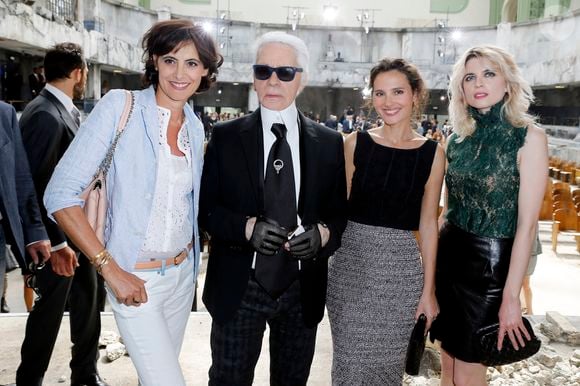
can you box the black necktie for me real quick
[71,108,80,128]
[254,123,299,298]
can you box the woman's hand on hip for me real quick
[101,260,148,307]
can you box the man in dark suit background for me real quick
[0,100,51,314]
[28,66,45,99]
[200,31,347,385]
[16,43,108,386]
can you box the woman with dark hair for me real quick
[432,45,548,385]
[326,58,445,384]
[44,19,222,385]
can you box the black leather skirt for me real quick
[430,222,514,363]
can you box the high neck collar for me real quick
[469,101,504,127]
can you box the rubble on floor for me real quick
[404,312,580,386]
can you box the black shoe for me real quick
[1,297,10,313]
[71,373,110,386]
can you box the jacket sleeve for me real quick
[43,90,126,223]
[318,133,348,260]
[9,105,48,246]
[199,127,249,244]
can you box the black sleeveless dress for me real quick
[327,131,437,385]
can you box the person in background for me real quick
[200,31,347,385]
[521,227,541,315]
[0,100,51,316]
[16,42,108,386]
[325,114,338,130]
[44,20,222,385]
[431,45,548,385]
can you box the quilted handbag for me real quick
[405,313,427,375]
[79,91,133,243]
[476,316,541,367]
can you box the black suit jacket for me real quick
[19,88,78,255]
[200,109,347,328]
[0,101,47,266]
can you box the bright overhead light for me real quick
[451,30,462,41]
[233,82,239,85]
[322,4,338,21]
[555,85,566,89]
[202,21,214,33]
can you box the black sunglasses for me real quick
[253,65,303,82]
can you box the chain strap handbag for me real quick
[476,316,541,367]
[79,91,134,243]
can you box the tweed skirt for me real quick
[431,222,514,363]
[327,221,423,385]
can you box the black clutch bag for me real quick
[405,314,427,375]
[476,316,541,367]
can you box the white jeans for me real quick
[107,257,195,386]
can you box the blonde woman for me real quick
[432,45,548,385]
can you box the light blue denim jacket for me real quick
[44,86,203,273]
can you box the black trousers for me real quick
[16,253,102,385]
[209,276,317,386]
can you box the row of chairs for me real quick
[549,157,580,185]
[547,158,580,252]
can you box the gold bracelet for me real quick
[96,251,112,275]
[90,249,108,266]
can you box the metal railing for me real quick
[47,0,76,22]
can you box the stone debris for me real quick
[106,342,127,362]
[403,314,580,386]
[544,311,580,345]
[99,330,129,362]
[99,330,121,347]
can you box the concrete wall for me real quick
[148,0,491,29]
[2,0,580,117]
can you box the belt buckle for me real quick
[174,247,187,266]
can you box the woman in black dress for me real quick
[327,58,445,384]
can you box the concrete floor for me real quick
[1,221,580,385]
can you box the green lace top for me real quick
[445,102,527,238]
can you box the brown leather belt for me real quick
[134,243,193,270]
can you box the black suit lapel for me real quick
[297,112,320,220]
[39,89,78,135]
[238,110,264,212]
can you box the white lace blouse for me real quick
[138,106,193,261]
